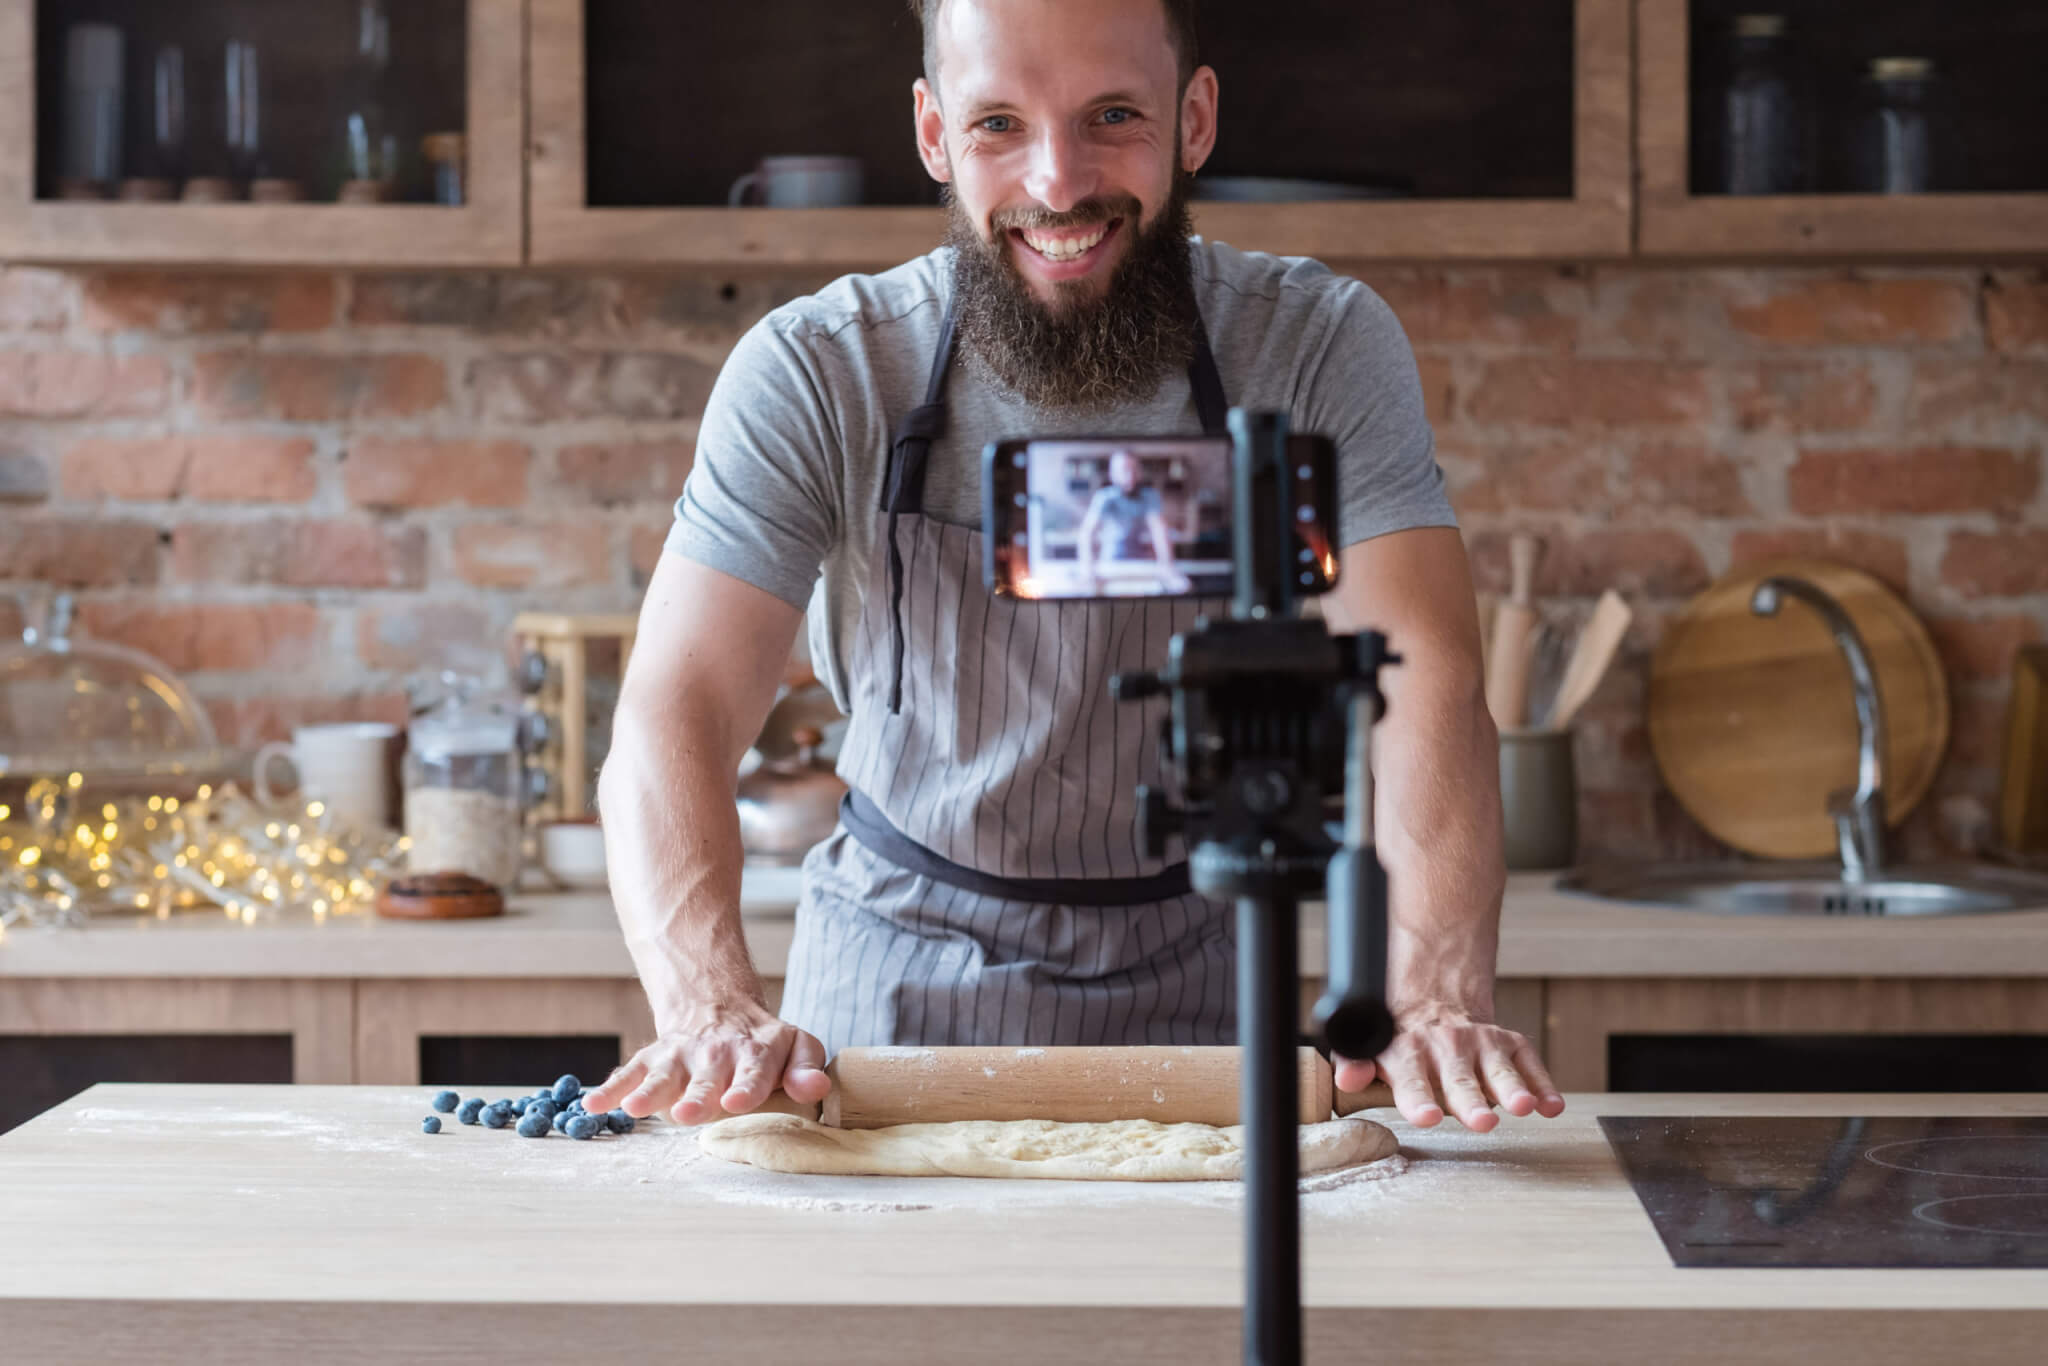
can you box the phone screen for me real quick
[983,434,1338,601]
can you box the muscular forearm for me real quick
[597,700,762,1034]
[1372,658,1505,1019]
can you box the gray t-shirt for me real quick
[667,238,1457,711]
[1086,483,1165,560]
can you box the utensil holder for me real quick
[1500,727,1577,871]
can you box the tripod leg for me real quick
[1238,893,1301,1366]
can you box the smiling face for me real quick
[915,0,1215,309]
[913,0,1221,409]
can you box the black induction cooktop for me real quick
[1599,1116,2048,1268]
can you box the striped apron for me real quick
[778,296,1242,1057]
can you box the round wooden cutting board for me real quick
[1647,558,1950,860]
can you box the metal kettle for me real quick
[735,726,846,865]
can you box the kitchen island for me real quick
[1,1087,2042,1364]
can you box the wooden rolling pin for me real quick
[726,1047,1392,1129]
[1485,532,1543,730]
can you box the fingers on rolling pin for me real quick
[821,1046,1394,1129]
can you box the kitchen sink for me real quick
[1555,861,2048,916]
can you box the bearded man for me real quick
[584,0,1566,1138]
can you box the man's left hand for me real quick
[1333,1002,1565,1132]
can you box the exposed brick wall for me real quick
[2,263,2044,864]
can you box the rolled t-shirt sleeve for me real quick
[1301,281,1458,549]
[664,317,842,610]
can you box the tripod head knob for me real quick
[1134,785,1184,861]
[1110,670,1166,702]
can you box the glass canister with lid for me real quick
[1848,57,1946,195]
[402,675,525,890]
[1709,13,1812,195]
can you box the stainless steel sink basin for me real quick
[1556,862,2048,916]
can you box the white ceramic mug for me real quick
[728,156,864,208]
[254,722,401,832]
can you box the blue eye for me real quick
[980,115,1014,133]
[1102,108,1135,125]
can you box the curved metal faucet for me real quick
[1749,576,1887,880]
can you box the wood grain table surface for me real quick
[2,1086,2045,1363]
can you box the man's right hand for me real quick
[581,998,834,1125]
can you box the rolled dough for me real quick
[698,1113,1399,1181]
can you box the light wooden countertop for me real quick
[5,868,2048,980]
[1,1086,2042,1364]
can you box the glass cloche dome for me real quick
[0,593,232,784]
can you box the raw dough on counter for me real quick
[697,1113,1398,1181]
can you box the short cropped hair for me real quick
[905,0,1201,96]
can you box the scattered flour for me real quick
[51,1096,1423,1218]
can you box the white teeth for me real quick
[1022,225,1109,261]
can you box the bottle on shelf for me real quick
[118,45,185,202]
[1709,13,1812,196]
[59,23,124,199]
[1847,57,1945,195]
[337,0,402,203]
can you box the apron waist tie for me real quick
[839,789,1192,908]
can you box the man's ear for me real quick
[1178,65,1220,174]
[913,78,952,183]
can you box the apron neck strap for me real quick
[1188,317,1229,437]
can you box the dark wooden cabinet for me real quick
[0,0,523,264]
[1639,0,2048,257]
[531,0,1633,266]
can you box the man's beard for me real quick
[946,173,1199,411]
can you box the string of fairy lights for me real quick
[0,774,404,936]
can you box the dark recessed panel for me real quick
[0,1033,293,1135]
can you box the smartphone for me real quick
[983,434,1339,601]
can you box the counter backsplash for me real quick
[1,263,2042,865]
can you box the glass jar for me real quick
[1848,57,1942,194]
[336,0,401,202]
[0,593,229,786]
[1712,14,1811,195]
[402,676,524,889]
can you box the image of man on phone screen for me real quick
[1075,450,1193,595]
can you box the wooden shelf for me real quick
[531,0,1633,268]
[1636,0,2048,259]
[0,0,524,266]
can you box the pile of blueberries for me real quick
[419,1074,637,1141]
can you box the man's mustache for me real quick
[989,196,1143,234]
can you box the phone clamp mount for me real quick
[1111,409,1400,1366]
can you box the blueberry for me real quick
[422,1116,442,1134]
[431,1090,460,1114]
[606,1110,634,1135]
[566,1113,602,1141]
[511,1096,532,1116]
[528,1098,556,1122]
[481,1106,510,1129]
[457,1098,486,1126]
[515,1111,551,1139]
[551,1075,582,1105]
[552,1108,571,1132]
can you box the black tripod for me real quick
[1114,410,1399,1366]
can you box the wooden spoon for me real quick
[1548,589,1632,729]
